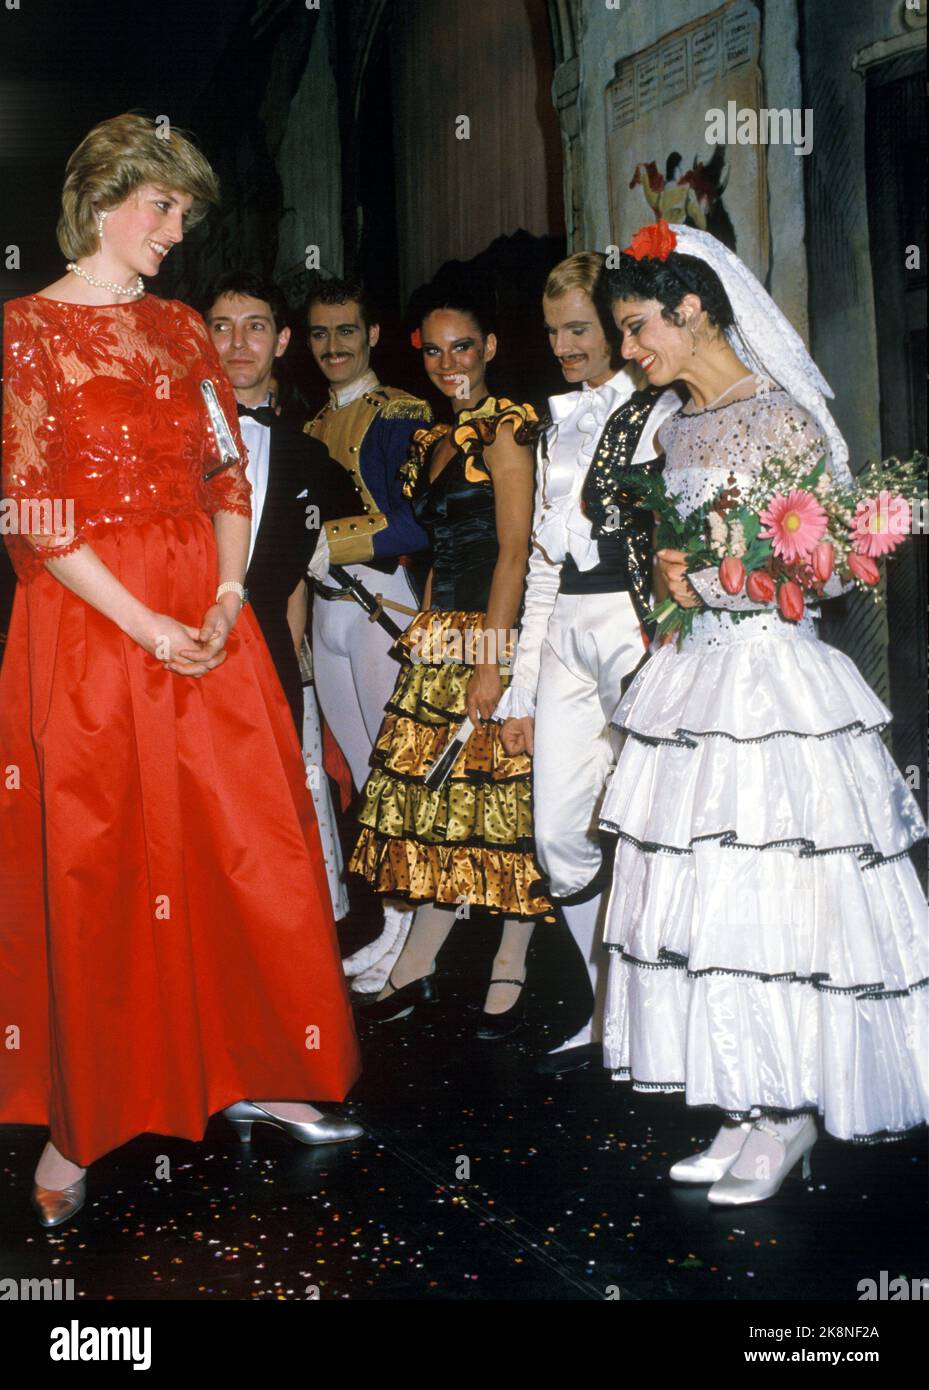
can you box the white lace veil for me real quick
[669,226,852,486]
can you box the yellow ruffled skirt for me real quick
[349,610,554,920]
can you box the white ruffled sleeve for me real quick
[494,442,561,721]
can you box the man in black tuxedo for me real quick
[205,270,363,921]
[203,270,361,735]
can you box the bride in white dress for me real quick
[595,223,927,1206]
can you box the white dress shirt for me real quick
[535,368,636,574]
[499,372,680,720]
[238,392,273,569]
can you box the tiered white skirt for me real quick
[598,610,928,1142]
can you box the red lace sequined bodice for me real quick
[2,294,251,583]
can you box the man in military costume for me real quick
[305,278,432,991]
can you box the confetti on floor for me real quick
[1,913,924,1301]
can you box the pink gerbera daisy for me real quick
[851,492,911,557]
[759,490,827,563]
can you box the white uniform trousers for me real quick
[301,681,350,921]
[533,589,646,1047]
[312,562,417,790]
[312,561,418,992]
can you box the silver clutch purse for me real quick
[200,378,242,480]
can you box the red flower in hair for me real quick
[624,219,678,262]
[410,327,422,349]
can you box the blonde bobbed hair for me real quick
[57,112,220,260]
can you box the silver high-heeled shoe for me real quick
[669,1121,753,1184]
[223,1100,364,1146]
[707,1115,817,1206]
[31,1176,86,1229]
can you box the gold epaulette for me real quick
[380,396,433,423]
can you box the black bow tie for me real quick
[237,404,275,427]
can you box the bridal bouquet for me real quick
[618,451,926,643]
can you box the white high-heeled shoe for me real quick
[707,1116,817,1206]
[669,1121,753,1184]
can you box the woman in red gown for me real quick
[0,114,361,1227]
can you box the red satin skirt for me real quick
[0,511,360,1166]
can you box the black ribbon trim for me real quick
[383,694,470,723]
[605,945,928,999]
[598,824,926,867]
[366,753,533,789]
[615,717,891,748]
[354,824,540,854]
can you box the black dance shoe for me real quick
[359,972,439,1024]
[533,1041,601,1075]
[473,978,527,1041]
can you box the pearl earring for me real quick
[688,321,697,355]
[97,210,108,239]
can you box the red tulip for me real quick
[847,552,880,586]
[746,569,775,604]
[719,556,745,594]
[777,580,805,621]
[811,541,834,583]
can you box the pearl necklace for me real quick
[66,262,145,298]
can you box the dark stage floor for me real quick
[1,906,926,1303]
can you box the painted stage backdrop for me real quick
[606,0,769,280]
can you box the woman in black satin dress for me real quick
[349,279,555,1038]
